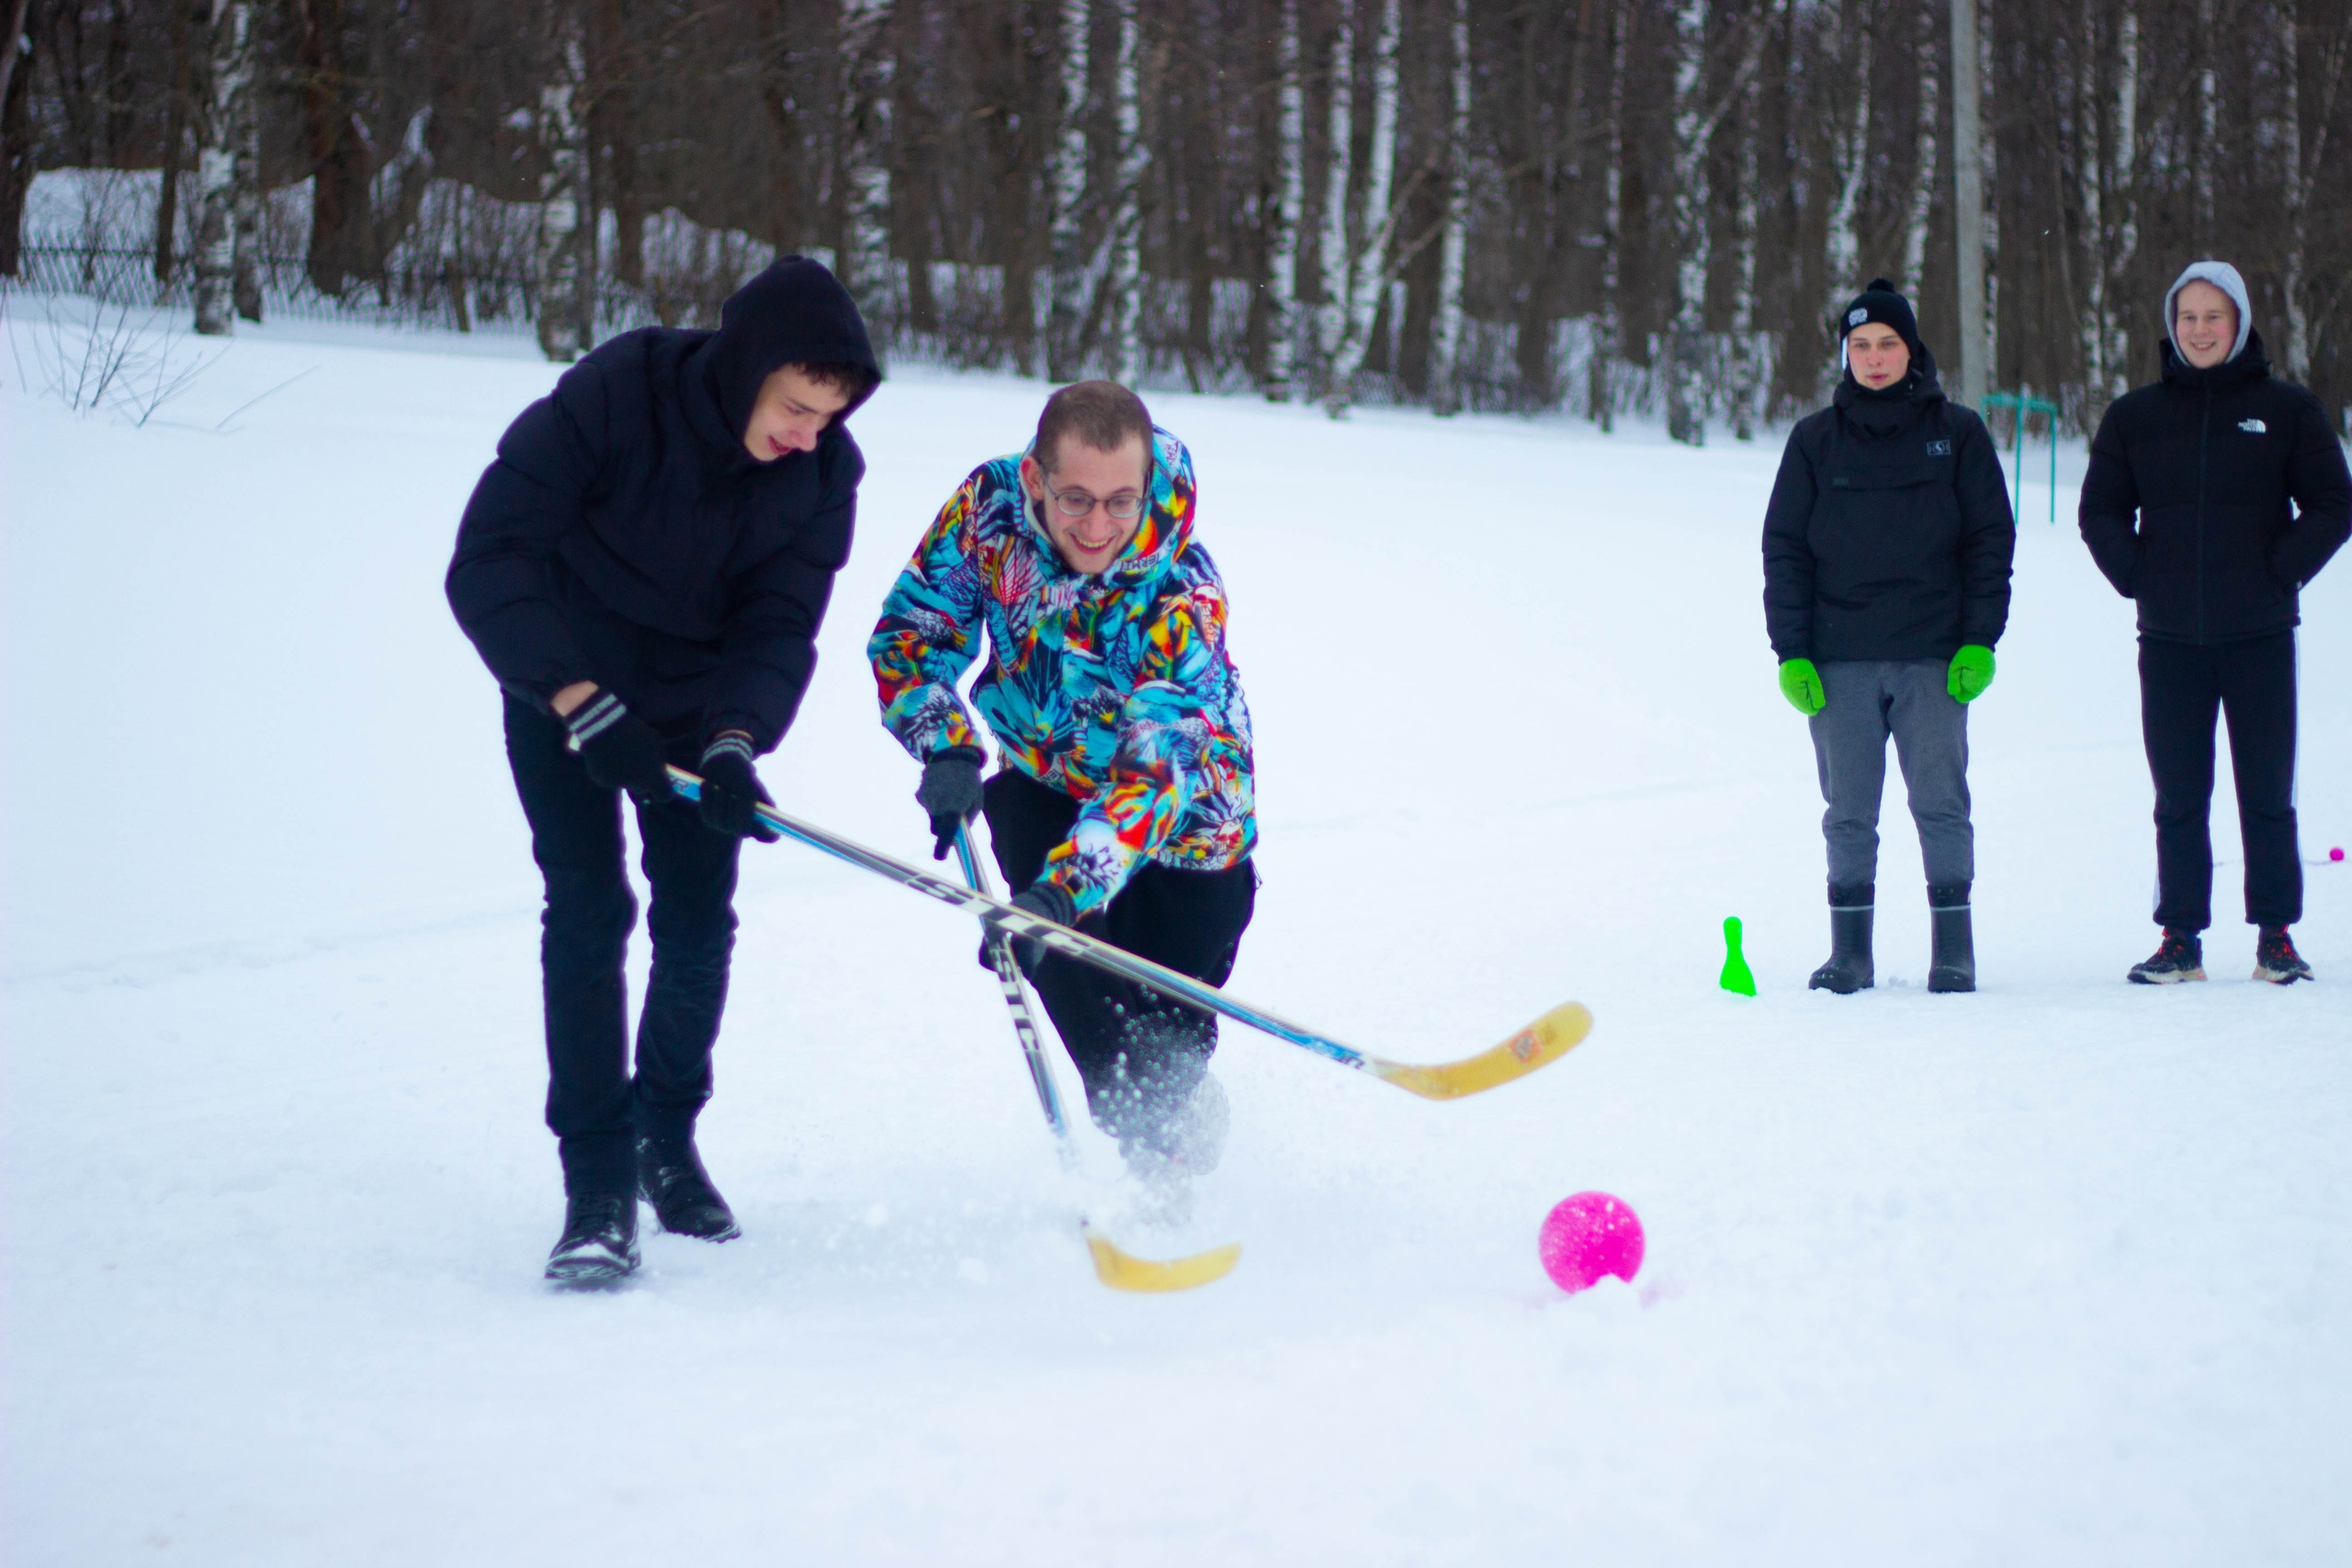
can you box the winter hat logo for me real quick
[2239,418,2267,434]
[1849,307,1869,327]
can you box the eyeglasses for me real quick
[1041,476,1147,523]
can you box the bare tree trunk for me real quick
[232,85,261,321]
[0,0,31,111]
[192,0,249,336]
[1818,0,1873,400]
[535,1,593,362]
[1324,0,1398,417]
[839,0,895,341]
[1315,0,1355,369]
[0,4,28,277]
[1951,0,1988,403]
[2075,10,2108,412]
[1430,0,1470,417]
[1590,0,1627,431]
[291,0,371,296]
[1046,0,1090,378]
[154,0,191,284]
[1978,0,1998,391]
[1264,0,1305,400]
[2104,1,2137,396]
[1105,0,1144,382]
[1899,0,1940,292]
[1730,48,1762,439]
[1665,0,1713,446]
[2195,0,2217,244]
[2280,0,2309,378]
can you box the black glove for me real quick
[696,733,781,842]
[980,880,1075,978]
[916,747,986,861]
[566,691,675,806]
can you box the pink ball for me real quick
[1539,1191,1645,1294]
[2331,847,2346,863]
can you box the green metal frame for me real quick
[1983,389,2062,524]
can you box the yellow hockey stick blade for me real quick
[1082,1224,1243,1292]
[1363,1001,1594,1100]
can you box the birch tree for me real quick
[1105,0,1146,383]
[1323,0,1400,418]
[1046,0,1089,379]
[1666,0,1774,446]
[1429,0,1471,417]
[232,66,263,322]
[2195,0,2217,243]
[1817,0,1874,400]
[534,2,593,362]
[1590,0,1629,432]
[1729,47,1764,439]
[191,0,251,337]
[2102,3,2138,398]
[2074,12,2109,407]
[1315,0,1356,369]
[1263,0,1306,400]
[1898,0,1940,293]
[839,0,896,339]
[1977,0,1998,393]
[2279,0,2308,378]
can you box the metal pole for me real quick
[1950,0,1987,409]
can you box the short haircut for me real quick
[1034,380,1154,475]
[786,360,881,404]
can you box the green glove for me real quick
[1948,644,1996,703]
[1778,658,1826,716]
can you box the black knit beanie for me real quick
[1836,277,1926,364]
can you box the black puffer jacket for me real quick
[2078,332,2350,645]
[447,257,877,752]
[1762,356,2016,662]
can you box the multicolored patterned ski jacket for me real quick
[869,428,1256,917]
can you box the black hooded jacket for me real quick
[2077,331,2350,646]
[1761,355,2017,663]
[447,257,878,752]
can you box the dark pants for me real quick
[504,695,742,1196]
[2140,631,2301,932]
[1809,659,1974,896]
[982,769,1256,1149]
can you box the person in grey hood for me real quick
[448,257,881,1284]
[1761,279,2017,995]
[2080,260,2350,987]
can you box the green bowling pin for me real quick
[1720,916,1757,996]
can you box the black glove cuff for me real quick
[931,745,986,767]
[1015,880,1076,928]
[702,731,757,771]
[563,691,629,749]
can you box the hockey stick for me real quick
[666,766,1592,1099]
[952,826,1240,1293]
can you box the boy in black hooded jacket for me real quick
[448,257,879,1283]
[2079,260,2350,986]
[1762,280,2017,995]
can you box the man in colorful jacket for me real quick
[869,381,1256,1208]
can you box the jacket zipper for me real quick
[2196,383,2210,645]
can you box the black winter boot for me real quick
[637,1135,741,1241]
[1808,885,1874,994]
[1927,883,1976,993]
[2128,930,2206,985]
[545,1192,640,1287]
[2253,926,2313,985]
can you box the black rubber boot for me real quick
[545,1192,640,1287]
[1808,884,1874,994]
[1927,882,1975,993]
[637,1135,742,1241]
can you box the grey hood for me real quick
[2163,260,2255,364]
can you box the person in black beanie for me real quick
[448,257,880,1284]
[2079,260,2350,986]
[1762,279,2017,994]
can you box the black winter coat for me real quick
[1761,359,2016,663]
[2077,332,2350,646]
[447,257,877,752]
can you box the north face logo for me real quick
[1926,439,1952,457]
[2239,418,2267,434]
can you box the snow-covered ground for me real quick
[6,301,2349,1565]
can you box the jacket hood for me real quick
[1835,345,1946,433]
[1021,425,1198,589]
[2163,260,2255,365]
[688,255,880,450]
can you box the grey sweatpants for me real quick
[1809,658,1973,894]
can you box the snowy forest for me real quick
[3,0,2349,436]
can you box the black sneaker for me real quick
[545,1193,639,1287]
[2253,927,2313,985]
[637,1135,741,1241]
[2128,930,2206,985]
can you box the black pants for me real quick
[982,769,1256,1149]
[504,695,741,1196]
[2140,631,2301,932]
